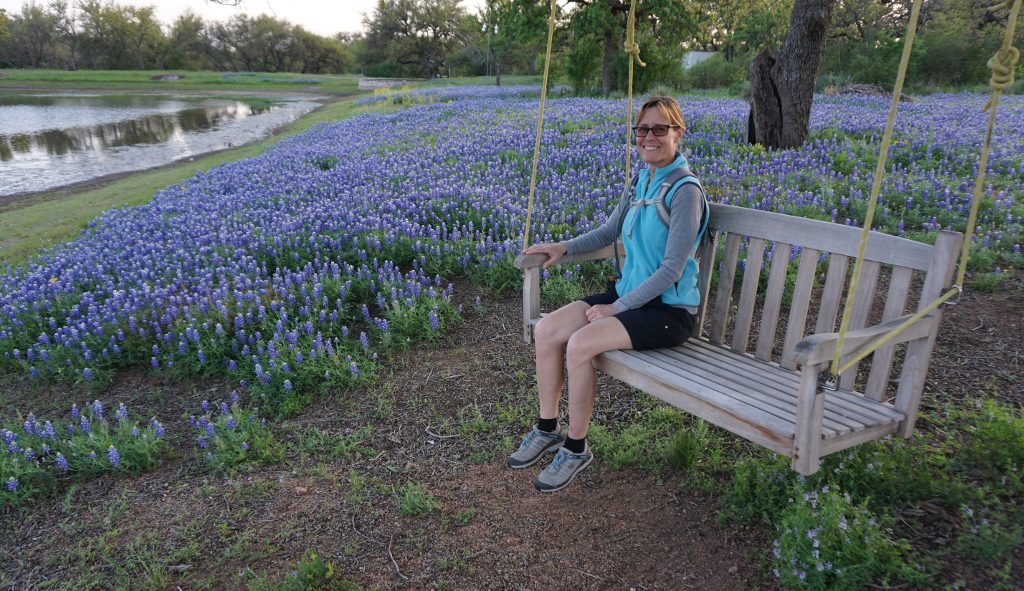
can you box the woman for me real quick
[508,96,709,493]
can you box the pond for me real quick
[0,92,324,197]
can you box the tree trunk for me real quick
[601,23,615,96]
[748,0,837,149]
[495,60,502,86]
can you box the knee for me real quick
[565,333,594,367]
[534,316,565,347]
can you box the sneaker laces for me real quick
[518,430,537,451]
[550,448,567,470]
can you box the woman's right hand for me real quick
[522,242,567,269]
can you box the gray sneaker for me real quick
[507,427,565,469]
[533,443,593,493]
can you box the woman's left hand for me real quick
[585,304,618,323]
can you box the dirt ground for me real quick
[1,270,1021,590]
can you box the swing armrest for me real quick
[513,241,624,270]
[793,313,939,367]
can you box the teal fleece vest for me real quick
[616,155,706,308]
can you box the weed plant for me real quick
[1,400,167,508]
[396,482,439,516]
[245,550,364,591]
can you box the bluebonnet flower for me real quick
[226,416,238,430]
[230,390,239,405]
[5,477,17,492]
[240,442,250,451]
[115,403,129,422]
[80,415,91,434]
[92,400,103,418]
[200,400,211,413]
[283,379,293,392]
[55,452,69,472]
[108,446,121,468]
[82,368,94,381]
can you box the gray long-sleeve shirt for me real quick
[560,182,703,312]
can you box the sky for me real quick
[0,0,487,37]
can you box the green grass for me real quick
[0,95,370,266]
[0,69,361,94]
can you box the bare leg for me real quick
[533,301,590,420]
[564,317,632,439]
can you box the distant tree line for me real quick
[0,0,1015,90]
[0,0,351,73]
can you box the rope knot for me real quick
[623,41,646,67]
[987,45,1020,90]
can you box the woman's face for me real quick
[635,107,682,169]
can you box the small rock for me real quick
[728,565,738,574]
[295,486,309,495]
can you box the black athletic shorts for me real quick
[581,284,696,351]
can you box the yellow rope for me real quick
[832,0,1022,378]
[623,0,645,192]
[522,0,559,251]
[830,0,924,379]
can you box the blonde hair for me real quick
[636,96,686,133]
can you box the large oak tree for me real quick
[748,0,838,149]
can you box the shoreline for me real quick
[0,92,352,214]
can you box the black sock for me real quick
[537,417,558,433]
[564,436,586,454]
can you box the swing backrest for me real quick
[694,203,962,402]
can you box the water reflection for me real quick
[0,93,319,196]
[0,102,270,162]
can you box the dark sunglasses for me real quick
[632,124,680,137]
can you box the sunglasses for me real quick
[632,124,680,137]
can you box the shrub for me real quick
[683,54,746,89]
[772,485,924,590]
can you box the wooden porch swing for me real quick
[513,0,1021,474]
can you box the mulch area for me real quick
[1,271,1021,590]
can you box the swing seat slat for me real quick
[515,203,962,475]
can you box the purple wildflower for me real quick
[107,446,121,468]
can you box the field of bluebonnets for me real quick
[1,85,1022,588]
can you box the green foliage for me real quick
[772,485,924,590]
[719,451,794,525]
[682,53,746,90]
[246,550,365,591]
[1,401,168,509]
[396,482,439,516]
[290,425,376,461]
[950,398,1024,482]
[467,254,521,294]
[191,402,284,474]
[455,506,478,525]
[588,405,695,471]
[968,270,1009,293]
[955,502,1023,563]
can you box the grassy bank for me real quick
[0,94,374,266]
[0,69,361,95]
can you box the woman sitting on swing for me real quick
[509,96,709,493]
